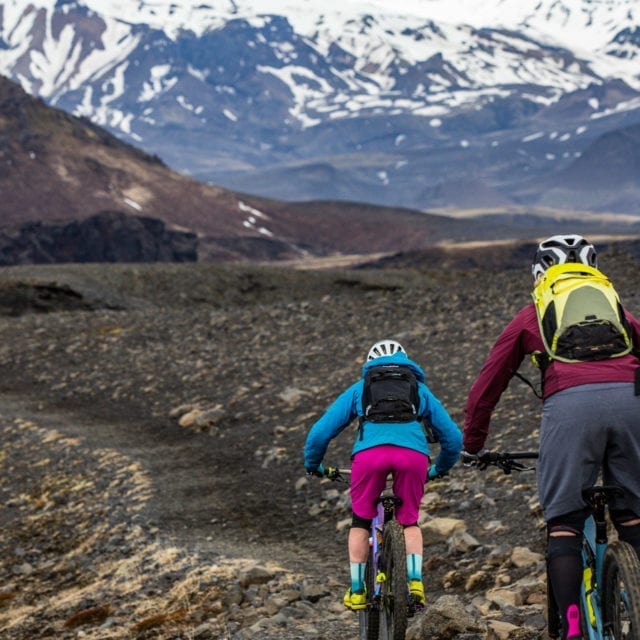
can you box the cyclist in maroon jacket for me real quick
[462,235,640,640]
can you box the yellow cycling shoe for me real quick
[409,579,425,606]
[343,588,367,611]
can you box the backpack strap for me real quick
[513,370,543,399]
[513,351,549,399]
[531,350,551,375]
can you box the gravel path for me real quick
[1,254,638,639]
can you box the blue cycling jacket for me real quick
[303,352,462,473]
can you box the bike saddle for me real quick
[582,485,625,506]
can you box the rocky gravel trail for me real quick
[0,255,638,639]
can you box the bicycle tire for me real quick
[379,520,408,640]
[359,552,380,640]
[602,541,640,640]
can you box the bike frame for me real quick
[323,467,414,640]
[368,485,401,605]
[582,510,607,640]
[326,467,399,605]
[580,487,626,640]
[478,453,627,640]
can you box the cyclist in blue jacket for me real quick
[303,339,462,610]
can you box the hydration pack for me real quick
[362,365,419,423]
[532,263,632,363]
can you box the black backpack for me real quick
[362,365,419,423]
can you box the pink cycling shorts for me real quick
[350,445,429,526]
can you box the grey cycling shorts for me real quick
[537,382,640,522]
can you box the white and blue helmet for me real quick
[532,234,597,281]
[367,339,406,362]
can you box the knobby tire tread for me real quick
[602,541,640,640]
[360,553,379,640]
[381,520,408,640]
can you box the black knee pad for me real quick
[547,508,590,538]
[611,509,640,547]
[546,510,587,562]
[351,514,372,530]
[547,534,583,562]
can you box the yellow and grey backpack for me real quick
[532,263,632,363]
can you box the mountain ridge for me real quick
[1,0,640,212]
[3,72,640,266]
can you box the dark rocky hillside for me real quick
[0,211,197,265]
[0,75,500,263]
[1,243,639,639]
[0,75,274,261]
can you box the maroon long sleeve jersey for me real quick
[463,303,640,453]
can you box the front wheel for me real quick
[379,520,408,640]
[359,552,380,640]
[602,541,640,640]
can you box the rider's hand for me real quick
[305,463,325,478]
[428,465,448,481]
[461,449,491,470]
[460,450,477,465]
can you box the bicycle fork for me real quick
[372,524,386,601]
[581,496,609,640]
[369,490,421,619]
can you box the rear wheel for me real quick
[379,520,408,640]
[602,541,640,640]
[359,552,380,640]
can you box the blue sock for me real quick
[350,562,365,592]
[407,554,422,581]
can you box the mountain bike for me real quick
[322,466,422,640]
[470,451,640,640]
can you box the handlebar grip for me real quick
[322,466,351,482]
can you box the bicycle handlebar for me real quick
[475,450,539,474]
[323,466,351,482]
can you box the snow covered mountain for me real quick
[1,0,640,212]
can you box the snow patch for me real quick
[522,132,544,142]
[124,197,142,211]
[239,201,267,218]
